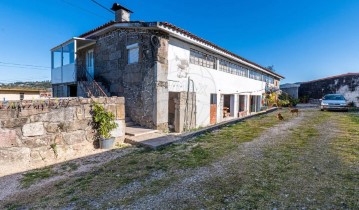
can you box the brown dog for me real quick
[290,108,299,116]
[277,113,284,120]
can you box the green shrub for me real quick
[279,93,299,107]
[92,103,118,138]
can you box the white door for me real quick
[86,49,94,79]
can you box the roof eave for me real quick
[51,21,285,79]
[157,23,285,79]
[51,37,96,51]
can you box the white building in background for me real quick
[0,88,43,101]
[51,3,284,132]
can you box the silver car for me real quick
[320,94,348,111]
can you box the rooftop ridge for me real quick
[302,72,359,84]
[73,20,285,79]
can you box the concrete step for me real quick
[125,126,159,137]
[96,82,111,96]
[125,133,180,149]
[126,121,135,127]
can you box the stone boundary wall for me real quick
[298,74,359,106]
[0,97,125,169]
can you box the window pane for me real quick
[63,42,75,65]
[128,47,139,64]
[190,49,216,69]
[52,50,62,68]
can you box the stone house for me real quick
[51,3,284,132]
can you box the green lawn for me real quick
[2,109,358,209]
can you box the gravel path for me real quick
[111,111,308,209]
[0,146,137,202]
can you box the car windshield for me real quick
[323,95,345,100]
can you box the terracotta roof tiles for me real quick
[76,20,284,79]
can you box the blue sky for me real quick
[0,0,358,83]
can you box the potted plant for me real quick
[92,102,118,149]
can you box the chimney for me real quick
[111,3,133,22]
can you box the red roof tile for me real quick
[76,21,284,79]
[79,21,116,38]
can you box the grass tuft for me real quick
[21,167,55,188]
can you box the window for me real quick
[249,70,262,81]
[264,75,274,84]
[219,59,248,77]
[51,41,75,68]
[52,50,62,69]
[210,94,217,104]
[62,42,75,65]
[127,43,139,64]
[20,93,24,100]
[190,49,216,69]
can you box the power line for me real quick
[89,0,114,14]
[0,61,50,69]
[89,0,129,22]
[0,65,49,71]
[60,0,111,21]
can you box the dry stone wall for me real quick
[0,97,125,168]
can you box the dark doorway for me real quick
[168,92,180,132]
[250,95,261,113]
[69,85,77,97]
[223,95,231,118]
[238,95,246,112]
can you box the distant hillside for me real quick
[0,81,51,90]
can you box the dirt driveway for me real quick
[1,108,358,209]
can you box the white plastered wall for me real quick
[168,37,266,128]
[0,91,41,101]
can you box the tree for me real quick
[267,65,275,72]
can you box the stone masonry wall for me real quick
[0,97,125,168]
[299,74,359,106]
[76,28,169,130]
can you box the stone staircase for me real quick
[124,117,158,137]
[96,82,111,96]
[123,116,179,149]
[77,68,110,98]
[78,81,110,98]
[125,117,135,127]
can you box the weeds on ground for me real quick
[199,111,358,209]
[60,162,79,172]
[198,110,326,209]
[331,112,359,165]
[21,167,56,188]
[5,110,294,208]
